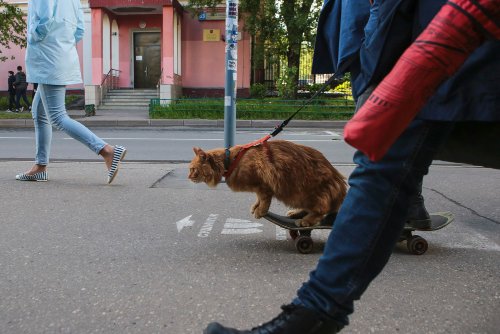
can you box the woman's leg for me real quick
[38,84,108,154]
[37,84,125,183]
[19,88,51,175]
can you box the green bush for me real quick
[333,80,352,96]
[0,96,8,110]
[149,97,355,120]
[250,83,267,99]
[276,67,298,99]
[306,83,328,96]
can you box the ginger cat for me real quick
[188,140,347,227]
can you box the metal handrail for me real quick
[100,68,122,104]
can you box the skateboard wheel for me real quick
[407,235,428,255]
[295,236,313,254]
[289,230,299,240]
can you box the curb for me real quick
[0,118,348,129]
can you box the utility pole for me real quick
[224,0,238,149]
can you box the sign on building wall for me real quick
[198,11,225,21]
[203,29,221,42]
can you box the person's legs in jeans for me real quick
[19,84,119,178]
[32,89,52,167]
[356,86,432,228]
[204,120,455,334]
[38,84,107,154]
[294,120,455,327]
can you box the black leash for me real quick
[270,74,338,137]
[224,74,338,174]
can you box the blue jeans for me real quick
[32,84,107,165]
[294,119,455,326]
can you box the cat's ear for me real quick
[193,147,207,161]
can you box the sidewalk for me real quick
[0,108,348,129]
[1,160,499,334]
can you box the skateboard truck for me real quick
[400,211,454,255]
[263,212,336,254]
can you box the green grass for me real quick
[150,97,355,120]
[0,111,32,119]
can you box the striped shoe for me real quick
[107,145,127,184]
[16,171,48,182]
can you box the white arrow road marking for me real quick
[198,214,218,238]
[176,215,195,232]
[221,218,263,235]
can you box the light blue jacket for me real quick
[26,0,85,85]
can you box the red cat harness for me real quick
[223,134,272,179]
[222,75,339,178]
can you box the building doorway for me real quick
[133,32,161,89]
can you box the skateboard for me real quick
[400,211,454,255]
[263,211,454,255]
[263,211,337,254]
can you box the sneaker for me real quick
[16,171,48,182]
[204,304,342,334]
[19,107,24,113]
[6,109,13,113]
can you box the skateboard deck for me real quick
[400,211,454,255]
[263,211,336,230]
[263,211,454,255]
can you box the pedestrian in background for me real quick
[14,65,30,112]
[16,0,126,184]
[7,70,16,112]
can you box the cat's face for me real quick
[188,147,221,187]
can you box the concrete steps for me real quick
[100,89,157,111]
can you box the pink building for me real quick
[0,0,251,105]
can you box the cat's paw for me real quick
[286,209,308,219]
[252,206,269,219]
[251,202,260,214]
[253,210,266,219]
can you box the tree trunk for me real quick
[287,43,301,99]
[252,36,266,84]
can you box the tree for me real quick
[0,0,27,62]
[187,0,322,98]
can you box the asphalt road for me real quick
[0,127,499,334]
[0,127,354,163]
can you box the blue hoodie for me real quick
[26,0,85,85]
[313,0,500,121]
